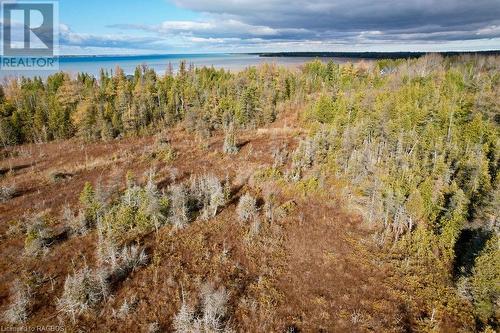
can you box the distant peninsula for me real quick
[255,50,500,59]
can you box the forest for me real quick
[0,54,498,332]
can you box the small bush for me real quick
[173,301,195,332]
[101,171,168,241]
[200,283,230,330]
[190,174,226,220]
[169,184,189,229]
[144,141,177,164]
[158,143,177,164]
[57,265,109,322]
[0,185,16,202]
[107,245,149,283]
[79,181,104,228]
[236,193,257,223]
[114,295,138,319]
[295,177,320,197]
[6,219,25,236]
[147,321,161,333]
[3,280,30,324]
[272,144,288,168]
[223,123,238,154]
[173,283,232,333]
[24,215,51,256]
[254,167,282,182]
[62,206,88,236]
[275,200,297,221]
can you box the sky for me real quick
[2,0,500,54]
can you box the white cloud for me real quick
[54,0,500,53]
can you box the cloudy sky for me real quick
[3,0,500,54]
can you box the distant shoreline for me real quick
[50,50,500,60]
[254,50,500,59]
[3,51,499,79]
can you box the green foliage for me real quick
[306,94,336,124]
[295,177,320,197]
[0,63,290,145]
[222,122,238,154]
[391,225,476,331]
[1,55,499,329]
[143,141,177,164]
[290,55,499,328]
[100,174,169,243]
[470,235,500,325]
[254,167,283,182]
[24,215,51,256]
[79,182,102,227]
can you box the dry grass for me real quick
[3,280,31,324]
[0,122,426,332]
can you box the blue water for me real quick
[0,53,352,79]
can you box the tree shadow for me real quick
[453,228,493,279]
[0,163,37,176]
[237,140,251,150]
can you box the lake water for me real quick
[0,53,357,79]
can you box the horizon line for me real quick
[46,49,500,58]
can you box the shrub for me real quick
[144,140,177,164]
[0,185,16,202]
[190,174,226,220]
[271,144,288,168]
[57,265,109,322]
[3,280,30,324]
[147,321,161,333]
[200,283,230,330]
[169,184,189,229]
[223,123,238,154]
[254,167,282,182]
[100,171,168,241]
[275,200,297,221]
[173,283,232,333]
[114,295,138,319]
[79,182,104,229]
[62,205,88,236]
[236,193,257,223]
[158,143,177,164]
[172,300,195,332]
[24,215,51,256]
[6,219,25,236]
[295,177,320,197]
[107,245,149,283]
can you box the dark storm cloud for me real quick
[171,0,500,43]
[67,0,500,52]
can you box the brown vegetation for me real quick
[0,56,498,332]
